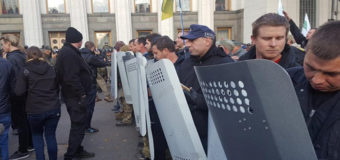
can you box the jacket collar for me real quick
[190,45,226,63]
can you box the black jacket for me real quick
[0,57,14,114]
[6,49,26,80]
[15,60,60,114]
[80,48,108,85]
[55,42,92,99]
[289,20,308,48]
[177,45,234,151]
[239,44,305,69]
[288,67,340,160]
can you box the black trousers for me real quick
[149,100,169,160]
[11,96,32,153]
[64,98,88,159]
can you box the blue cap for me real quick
[180,24,215,40]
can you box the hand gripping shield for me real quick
[116,51,133,104]
[146,59,206,160]
[194,60,317,160]
[110,49,118,99]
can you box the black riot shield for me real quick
[194,60,317,160]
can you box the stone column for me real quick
[115,0,133,44]
[21,0,43,46]
[69,0,90,43]
[157,0,174,39]
[198,0,214,30]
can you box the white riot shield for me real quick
[146,59,206,160]
[125,57,142,129]
[116,52,133,104]
[207,112,227,160]
[136,53,153,159]
[195,60,317,160]
[110,49,118,99]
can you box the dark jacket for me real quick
[288,67,340,160]
[6,49,26,80]
[289,20,308,48]
[0,57,14,114]
[15,59,60,114]
[80,48,108,85]
[239,44,305,69]
[177,45,234,151]
[55,42,92,99]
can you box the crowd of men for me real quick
[0,11,340,160]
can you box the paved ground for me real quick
[8,96,141,160]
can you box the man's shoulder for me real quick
[286,66,306,84]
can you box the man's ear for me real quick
[250,35,256,45]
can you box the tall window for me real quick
[175,0,191,12]
[95,31,112,49]
[215,0,230,11]
[216,27,231,41]
[135,0,151,13]
[137,30,152,38]
[300,0,316,28]
[0,0,19,15]
[92,0,109,13]
[47,0,65,14]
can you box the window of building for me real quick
[95,31,112,49]
[175,0,191,12]
[215,0,230,11]
[49,32,66,50]
[0,0,19,15]
[135,0,151,13]
[136,30,152,38]
[216,27,231,41]
[47,0,65,14]
[177,28,190,33]
[300,0,316,28]
[92,0,109,13]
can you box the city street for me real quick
[8,96,140,160]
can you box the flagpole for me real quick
[179,0,185,45]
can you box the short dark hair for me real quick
[153,36,176,52]
[85,41,95,49]
[306,21,340,60]
[252,13,290,38]
[129,39,135,44]
[137,37,147,46]
[146,33,161,43]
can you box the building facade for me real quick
[0,0,338,48]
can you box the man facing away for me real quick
[55,27,95,160]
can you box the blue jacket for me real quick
[288,67,340,160]
[0,57,14,114]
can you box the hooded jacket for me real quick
[239,44,305,69]
[6,49,26,81]
[0,57,14,114]
[177,45,234,151]
[55,42,92,99]
[15,59,60,114]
